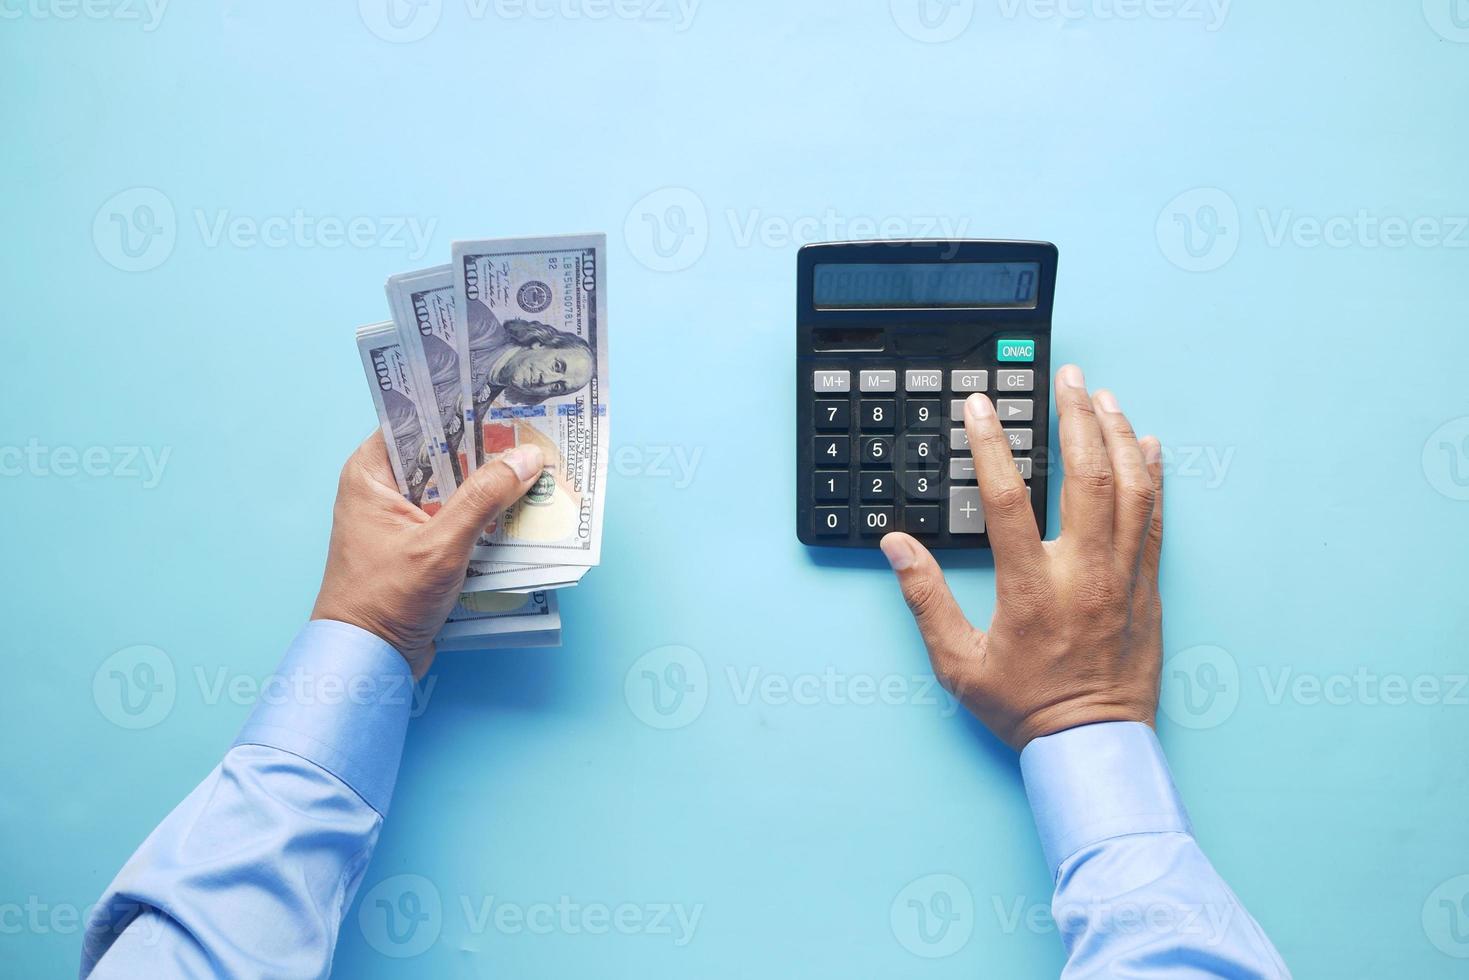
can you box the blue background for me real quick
[3,1,1468,976]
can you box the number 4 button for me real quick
[815,436,850,465]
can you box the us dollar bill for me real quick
[386,265,470,487]
[453,234,609,567]
[464,560,588,594]
[437,589,560,643]
[355,322,449,514]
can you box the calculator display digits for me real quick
[796,240,1057,550]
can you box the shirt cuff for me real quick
[1020,721,1192,879]
[233,620,413,818]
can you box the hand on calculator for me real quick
[880,365,1164,750]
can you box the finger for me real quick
[963,393,1045,575]
[1055,364,1113,549]
[1092,390,1154,569]
[879,532,977,669]
[349,429,398,487]
[432,444,545,554]
[1137,436,1165,585]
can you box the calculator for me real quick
[795,240,1056,549]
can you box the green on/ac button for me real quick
[997,339,1035,362]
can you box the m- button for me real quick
[859,370,897,393]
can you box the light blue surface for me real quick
[2,2,1467,976]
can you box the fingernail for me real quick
[1096,390,1120,413]
[503,445,544,482]
[1058,364,1084,389]
[1142,439,1162,465]
[880,534,916,571]
[965,393,994,420]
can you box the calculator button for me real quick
[814,370,850,393]
[859,370,897,393]
[902,506,941,535]
[814,400,850,431]
[949,487,985,534]
[861,437,893,466]
[815,435,850,465]
[950,457,976,481]
[904,435,943,466]
[860,399,896,431]
[950,427,969,452]
[1006,429,1034,451]
[905,369,942,393]
[995,369,1034,392]
[997,399,1033,422]
[950,398,973,421]
[859,507,894,535]
[906,471,943,501]
[906,399,940,430]
[815,507,850,535]
[950,369,988,393]
[997,339,1036,362]
[860,472,894,501]
[814,471,849,502]
[1015,458,1033,479]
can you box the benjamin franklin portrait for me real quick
[465,300,595,413]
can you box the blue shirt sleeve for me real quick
[81,621,413,979]
[1020,722,1292,979]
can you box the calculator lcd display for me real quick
[812,262,1040,310]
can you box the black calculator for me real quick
[795,240,1056,549]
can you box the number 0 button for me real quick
[816,507,849,535]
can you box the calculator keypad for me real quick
[807,350,1040,543]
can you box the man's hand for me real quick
[879,365,1164,750]
[312,432,544,678]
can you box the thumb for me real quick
[433,444,546,553]
[879,532,976,663]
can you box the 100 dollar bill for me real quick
[355,322,448,514]
[453,234,609,567]
[386,265,470,487]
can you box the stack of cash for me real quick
[354,234,609,650]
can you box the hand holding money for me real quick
[310,431,545,678]
[355,234,608,653]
